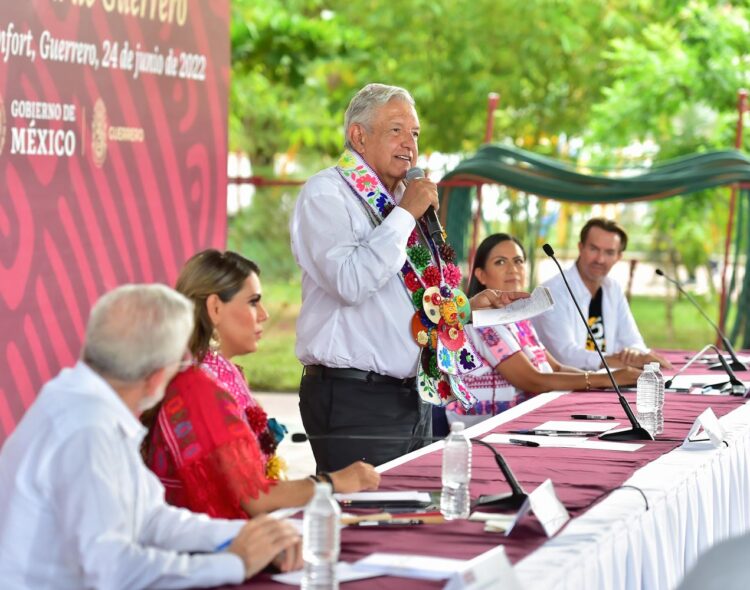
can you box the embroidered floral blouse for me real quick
[445,320,552,427]
[143,366,272,519]
[143,353,286,519]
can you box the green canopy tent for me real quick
[438,144,750,347]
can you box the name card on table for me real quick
[513,478,570,538]
[443,544,524,590]
[684,407,727,448]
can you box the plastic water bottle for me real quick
[440,421,472,520]
[302,482,340,590]
[636,364,658,436]
[650,362,665,434]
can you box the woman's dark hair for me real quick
[175,249,260,362]
[467,233,526,297]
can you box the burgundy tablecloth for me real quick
[227,361,747,590]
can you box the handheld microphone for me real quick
[293,432,528,510]
[542,244,653,441]
[664,344,714,389]
[655,268,747,372]
[405,167,445,246]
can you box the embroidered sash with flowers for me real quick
[336,149,482,408]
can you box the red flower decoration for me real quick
[246,405,268,435]
[437,380,452,399]
[404,271,421,292]
[444,263,462,288]
[355,173,377,192]
[407,230,420,247]
[422,265,440,287]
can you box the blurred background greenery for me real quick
[227,0,750,391]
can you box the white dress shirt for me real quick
[531,262,647,370]
[0,362,246,590]
[290,166,418,378]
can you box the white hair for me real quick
[344,83,415,149]
[82,284,194,382]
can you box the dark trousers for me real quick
[298,371,432,471]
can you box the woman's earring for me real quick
[209,328,221,353]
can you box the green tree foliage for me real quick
[229,0,367,163]
[589,0,750,154]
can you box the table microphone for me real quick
[664,344,714,389]
[472,439,528,512]
[542,244,653,441]
[293,432,528,511]
[405,167,445,246]
[655,268,747,372]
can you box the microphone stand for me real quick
[664,344,713,389]
[472,439,528,511]
[655,269,748,372]
[705,344,747,396]
[293,433,529,510]
[543,244,653,441]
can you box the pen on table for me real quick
[355,519,426,527]
[508,438,540,447]
[509,429,591,437]
[215,538,233,552]
[570,414,616,421]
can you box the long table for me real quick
[231,356,750,590]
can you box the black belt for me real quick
[304,365,416,388]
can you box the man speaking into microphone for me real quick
[533,217,672,371]
[290,83,527,471]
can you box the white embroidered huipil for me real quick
[291,166,418,379]
[0,362,246,590]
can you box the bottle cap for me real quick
[450,421,465,433]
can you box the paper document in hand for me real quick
[472,286,554,327]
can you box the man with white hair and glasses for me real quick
[0,284,301,589]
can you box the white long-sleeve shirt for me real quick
[531,262,647,370]
[290,167,418,378]
[0,362,246,590]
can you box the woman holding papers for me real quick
[141,250,380,518]
[444,234,640,428]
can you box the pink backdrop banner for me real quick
[0,1,230,441]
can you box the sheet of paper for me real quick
[482,433,643,452]
[668,374,750,390]
[482,433,589,448]
[472,286,554,327]
[697,353,750,363]
[272,562,380,585]
[577,440,643,452]
[353,553,466,580]
[528,479,570,537]
[334,491,431,503]
[444,545,523,590]
[683,407,727,449]
[536,420,620,433]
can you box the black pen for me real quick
[508,438,540,447]
[570,414,616,420]
[509,429,590,437]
